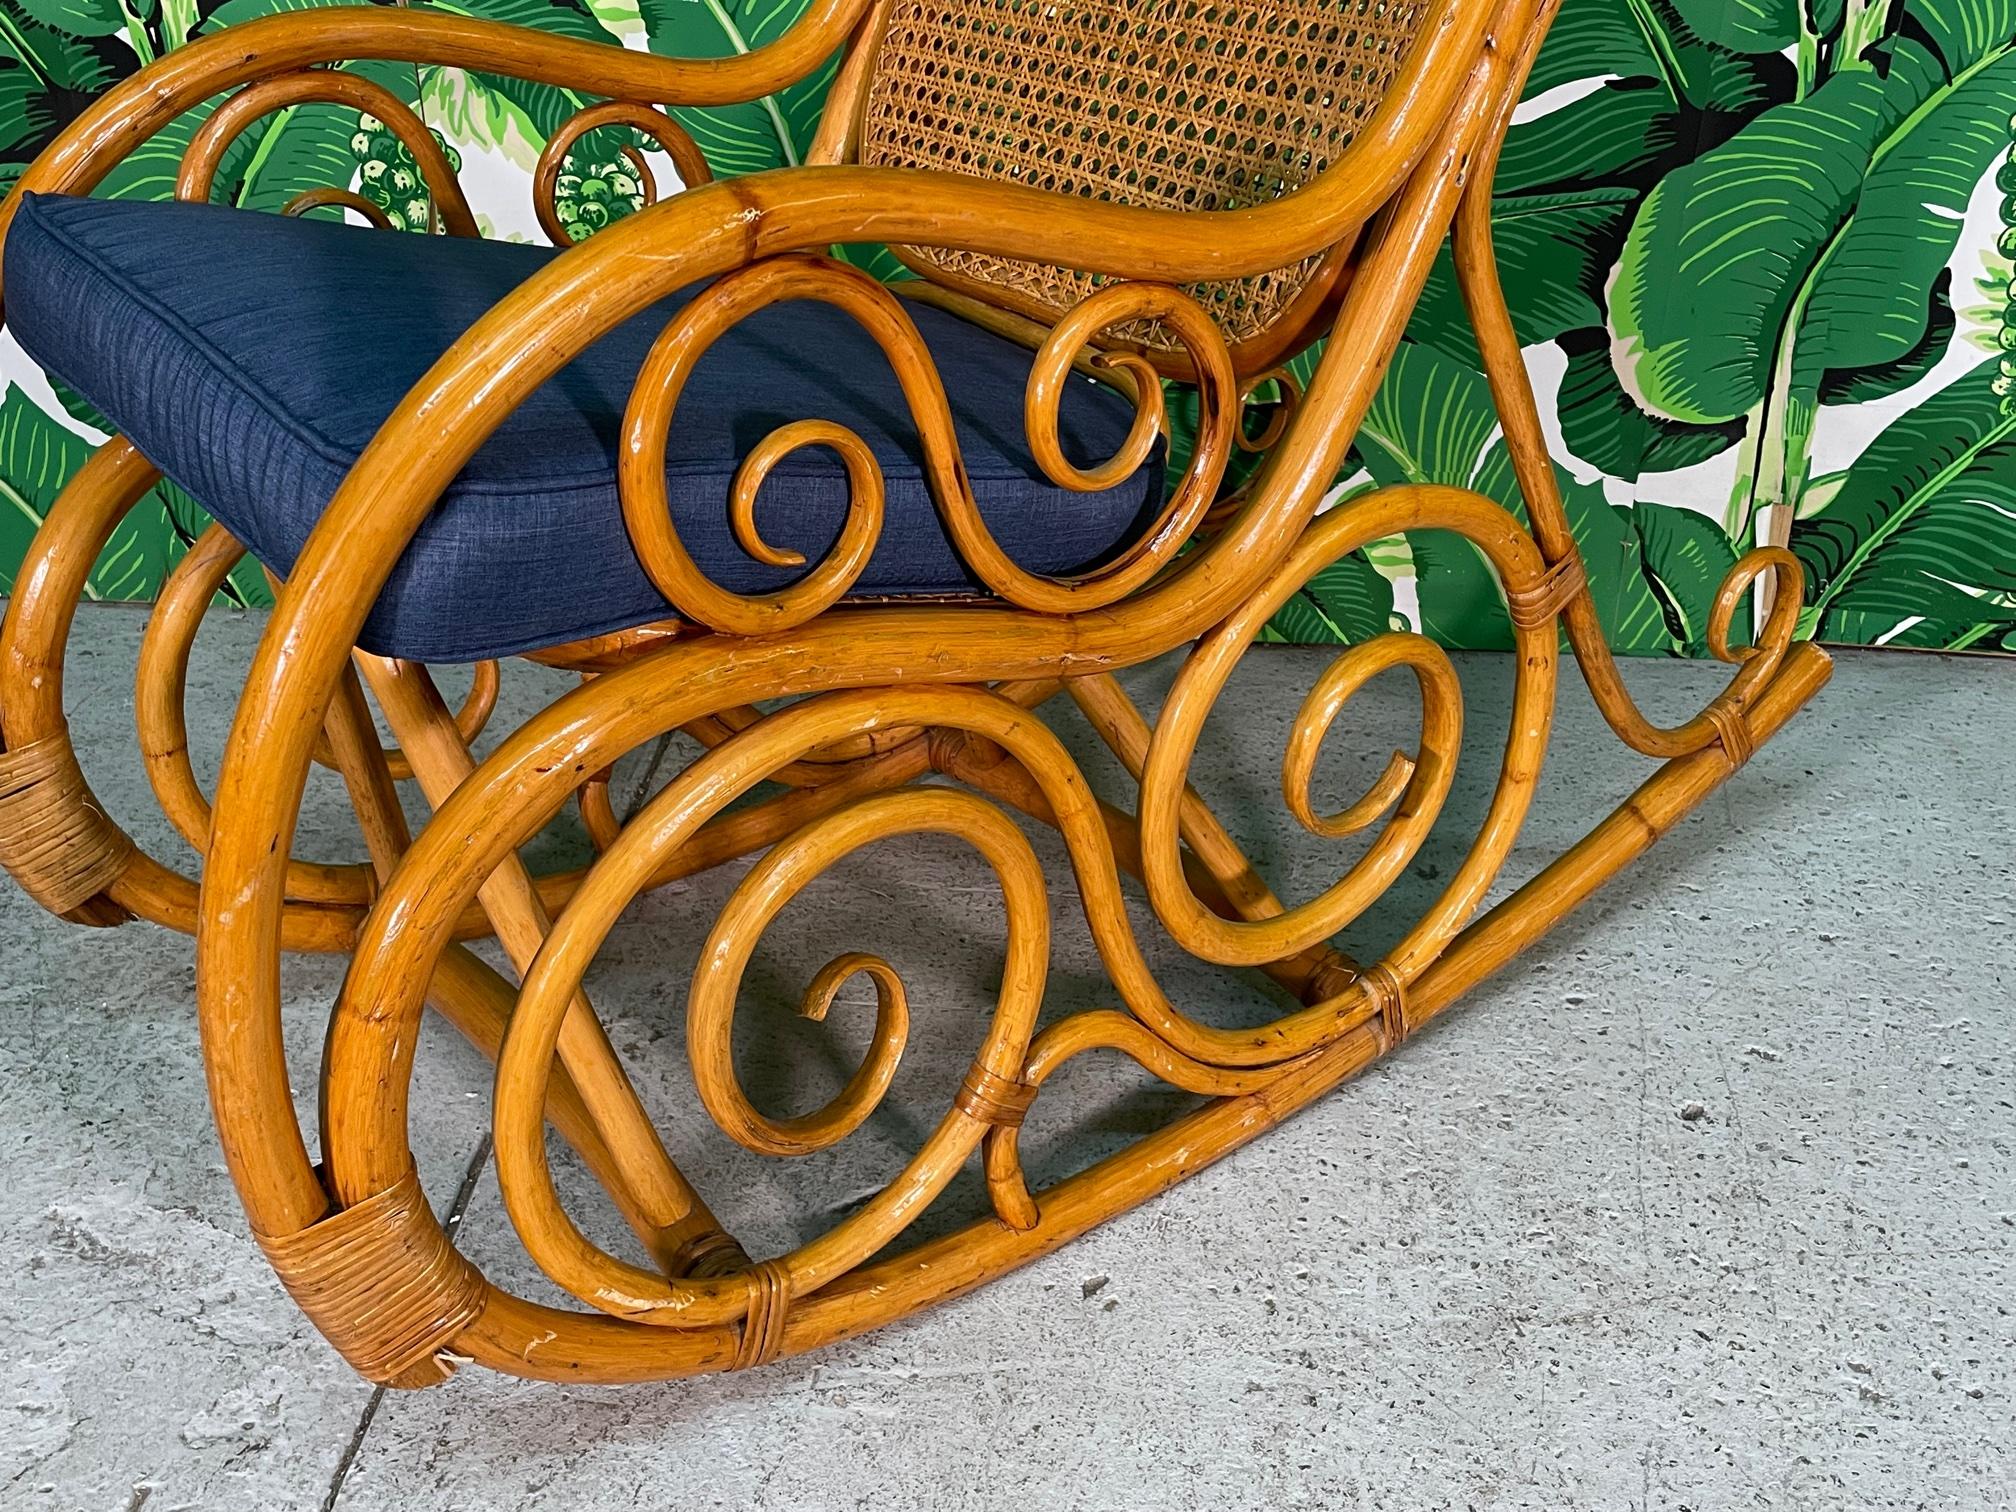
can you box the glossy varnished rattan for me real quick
[0,0,1831,1389]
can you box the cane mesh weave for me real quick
[859,0,1432,351]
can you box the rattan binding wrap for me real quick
[0,731,135,918]
[1706,700,1755,769]
[954,1062,1039,1127]
[731,1259,793,1371]
[1358,960,1409,1048]
[1504,553,1587,630]
[251,1168,485,1388]
[859,0,1431,355]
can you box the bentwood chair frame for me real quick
[0,0,1828,1387]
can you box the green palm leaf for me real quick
[1412,191,1638,365]
[1524,0,1662,94]
[1793,360,2016,629]
[1624,499,1740,654]
[1616,0,2016,429]
[1433,0,1779,493]
[419,66,545,170]
[417,0,608,42]
[1266,555,1396,645]
[1909,0,2016,71]
[14,0,127,39]
[1352,345,1511,647]
[638,0,822,174]
[1800,40,2016,380]
[1555,335,1744,480]
[0,59,54,157]
[1357,342,1500,490]
[1528,0,1785,114]
[409,0,615,164]
[0,8,121,176]
[230,100,369,213]
[203,0,392,30]
[0,385,163,600]
[1496,81,1679,194]
[1818,274,1959,405]
[1611,63,1916,424]
[1666,0,1803,53]
[1357,343,1673,653]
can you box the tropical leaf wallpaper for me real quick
[1,0,2012,654]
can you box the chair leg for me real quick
[309,653,707,1266]
[353,653,747,1277]
[320,664,413,878]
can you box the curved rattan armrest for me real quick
[246,0,1529,657]
[169,0,1528,650]
[0,0,872,269]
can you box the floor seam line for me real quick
[318,1132,496,1511]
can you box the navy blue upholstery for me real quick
[5,194,1164,662]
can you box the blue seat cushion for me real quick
[5,194,1164,662]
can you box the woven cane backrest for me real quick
[857,0,1434,360]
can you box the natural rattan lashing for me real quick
[858,0,1431,360]
[0,0,1837,1390]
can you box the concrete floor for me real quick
[0,607,2010,1511]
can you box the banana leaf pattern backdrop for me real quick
[2,0,2013,653]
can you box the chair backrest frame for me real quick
[837,0,1471,379]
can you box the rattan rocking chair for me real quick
[0,0,1828,1387]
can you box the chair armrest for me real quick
[280,40,1511,651]
[227,0,1526,653]
[0,0,871,255]
[11,0,1525,649]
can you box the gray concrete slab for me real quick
[0,606,2009,1511]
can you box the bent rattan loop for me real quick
[1504,553,1588,631]
[1706,701,1756,770]
[0,731,135,917]
[1360,960,1410,1050]
[731,1258,793,1371]
[250,1167,485,1388]
[0,0,1846,1391]
[954,1063,1039,1128]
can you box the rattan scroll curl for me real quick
[175,70,476,236]
[619,255,890,636]
[1140,622,1465,973]
[1079,485,1562,1068]
[691,948,912,1159]
[532,100,711,248]
[1569,542,1802,766]
[1237,366,1305,455]
[490,707,1049,1325]
[1014,280,1240,610]
[685,786,1046,1170]
[619,256,1241,632]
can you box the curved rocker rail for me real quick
[0,0,1832,1388]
